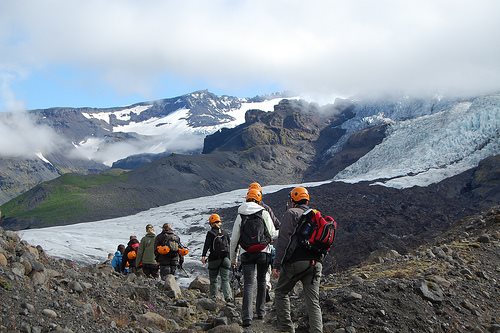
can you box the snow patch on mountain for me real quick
[82,105,152,124]
[335,96,500,188]
[36,152,52,166]
[113,108,191,136]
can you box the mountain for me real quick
[1,93,499,230]
[0,91,290,204]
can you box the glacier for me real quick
[334,94,500,188]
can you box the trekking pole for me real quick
[179,266,190,277]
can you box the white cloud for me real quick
[1,0,499,101]
[0,111,63,158]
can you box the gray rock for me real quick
[428,275,451,288]
[196,298,218,311]
[31,271,48,286]
[346,291,362,301]
[164,274,182,298]
[31,261,45,272]
[69,281,84,293]
[189,275,210,293]
[21,302,35,313]
[12,262,26,277]
[42,308,58,318]
[419,280,443,303]
[207,323,243,333]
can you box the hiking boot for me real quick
[242,320,251,327]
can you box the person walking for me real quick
[248,181,280,302]
[272,186,323,333]
[121,235,140,274]
[155,223,182,280]
[230,188,278,328]
[201,213,233,302]
[136,224,159,279]
[111,244,125,272]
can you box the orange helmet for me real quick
[209,213,221,224]
[178,248,189,256]
[248,182,262,191]
[290,186,309,202]
[246,188,262,202]
[157,245,170,255]
[127,251,137,260]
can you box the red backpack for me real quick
[297,208,337,254]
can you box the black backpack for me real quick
[209,229,230,257]
[239,210,271,253]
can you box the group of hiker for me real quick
[108,223,189,280]
[107,182,336,333]
[202,182,336,333]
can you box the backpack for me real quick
[127,250,137,260]
[163,234,179,253]
[209,229,230,257]
[297,208,337,255]
[239,210,271,253]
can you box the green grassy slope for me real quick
[1,170,129,227]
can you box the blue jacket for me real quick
[111,251,123,272]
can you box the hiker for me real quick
[121,235,140,274]
[201,213,233,302]
[272,186,323,333]
[103,253,114,265]
[249,181,280,302]
[111,244,125,272]
[230,188,278,328]
[248,182,281,230]
[136,224,159,279]
[154,223,183,280]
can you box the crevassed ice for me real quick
[334,95,500,188]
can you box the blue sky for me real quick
[1,0,500,112]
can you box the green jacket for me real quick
[136,232,157,266]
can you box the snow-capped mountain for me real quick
[52,90,292,166]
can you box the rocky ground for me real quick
[0,206,498,333]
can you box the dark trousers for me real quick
[241,252,270,323]
[160,264,177,280]
[142,263,159,278]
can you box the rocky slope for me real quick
[0,205,498,333]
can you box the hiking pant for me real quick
[275,260,323,333]
[241,252,270,324]
[142,263,159,279]
[160,264,177,280]
[208,257,232,301]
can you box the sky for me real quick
[1,0,500,112]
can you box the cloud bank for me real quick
[1,0,499,102]
[0,111,63,158]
